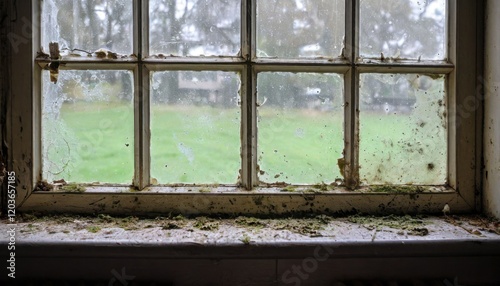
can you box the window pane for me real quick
[150,71,241,184]
[257,0,345,59]
[42,0,133,54]
[359,0,446,60]
[359,74,447,184]
[149,0,241,56]
[257,73,344,184]
[42,70,134,184]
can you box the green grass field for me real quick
[42,102,447,186]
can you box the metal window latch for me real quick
[49,42,60,83]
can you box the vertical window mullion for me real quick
[344,0,360,187]
[141,0,150,59]
[133,0,150,189]
[241,0,257,189]
[34,0,42,185]
[250,0,258,188]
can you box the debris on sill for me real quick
[193,216,219,231]
[280,186,297,193]
[353,185,448,195]
[443,215,500,236]
[348,214,429,236]
[34,180,54,192]
[34,180,86,193]
[366,185,426,193]
[260,181,340,193]
[59,183,86,193]
[4,213,499,244]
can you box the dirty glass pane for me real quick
[149,0,241,56]
[257,73,344,184]
[150,71,241,184]
[256,0,345,59]
[42,70,134,184]
[359,0,446,60]
[41,0,133,54]
[359,74,447,184]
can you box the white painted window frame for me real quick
[6,0,483,215]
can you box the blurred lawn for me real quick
[43,103,446,185]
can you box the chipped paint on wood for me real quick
[9,0,34,209]
[19,186,470,216]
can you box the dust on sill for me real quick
[1,214,499,244]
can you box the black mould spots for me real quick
[302,194,316,201]
[253,196,264,205]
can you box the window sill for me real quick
[1,214,499,284]
[22,185,471,215]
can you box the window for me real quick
[9,0,482,215]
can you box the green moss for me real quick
[19,213,78,223]
[240,235,251,245]
[235,216,266,228]
[86,226,101,233]
[348,214,429,236]
[280,186,296,192]
[272,218,324,237]
[199,188,211,193]
[20,213,38,222]
[60,183,86,193]
[172,214,185,221]
[163,221,184,230]
[97,214,114,223]
[117,216,139,230]
[316,214,331,224]
[367,185,424,193]
[193,216,219,231]
[313,183,329,192]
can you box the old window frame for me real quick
[6,0,483,215]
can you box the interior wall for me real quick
[0,0,11,213]
[484,0,500,219]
